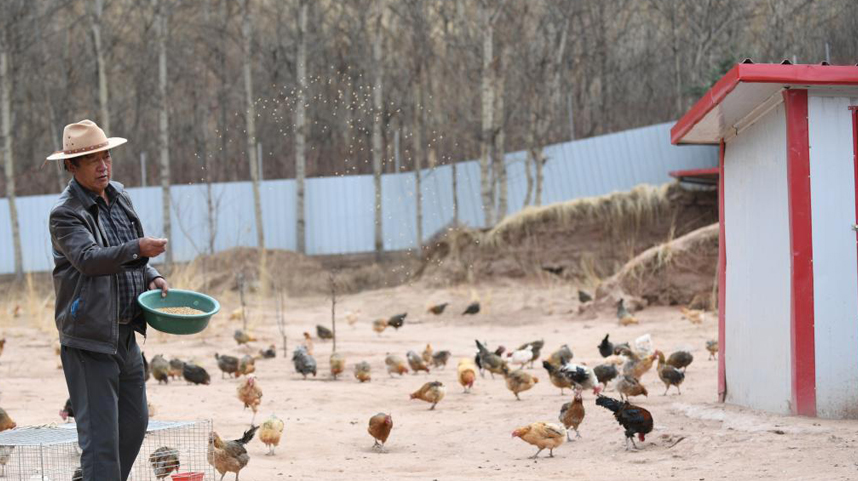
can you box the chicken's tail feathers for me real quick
[238,425,259,445]
[595,395,623,413]
[475,339,488,354]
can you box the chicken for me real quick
[148,402,156,418]
[330,352,346,379]
[239,355,256,376]
[612,342,631,355]
[258,345,277,359]
[387,313,406,330]
[237,375,263,422]
[151,354,171,384]
[508,345,533,370]
[616,299,638,325]
[368,413,393,450]
[427,303,448,315]
[406,350,430,374]
[621,349,657,380]
[302,332,315,355]
[542,265,563,276]
[71,466,82,481]
[316,325,333,340]
[149,446,180,480]
[169,358,184,380]
[706,340,719,360]
[385,354,409,376]
[475,340,507,378]
[634,334,654,356]
[667,350,694,371]
[546,344,573,367]
[680,306,705,324]
[541,361,573,395]
[208,426,258,481]
[234,329,256,345]
[345,309,360,327]
[216,353,240,379]
[598,334,614,358]
[409,381,446,410]
[0,408,16,432]
[229,307,243,321]
[59,398,74,422]
[596,395,653,450]
[457,358,477,393]
[559,392,586,440]
[292,346,317,379]
[616,375,648,400]
[431,350,451,369]
[656,350,685,395]
[422,344,433,363]
[559,363,601,394]
[503,366,539,400]
[511,422,566,458]
[578,289,593,303]
[462,302,480,315]
[259,415,284,455]
[354,361,372,382]
[593,363,619,389]
[0,446,15,477]
[372,319,388,336]
[182,363,211,385]
[518,340,544,368]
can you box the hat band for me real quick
[56,140,110,156]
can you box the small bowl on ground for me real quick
[138,289,219,335]
[171,473,205,481]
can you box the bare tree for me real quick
[371,0,386,255]
[478,0,499,227]
[89,0,110,137]
[295,0,308,254]
[153,0,172,268]
[0,33,23,280]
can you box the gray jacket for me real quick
[49,179,161,354]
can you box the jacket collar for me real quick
[69,178,126,210]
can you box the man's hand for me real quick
[139,237,168,258]
[149,277,170,298]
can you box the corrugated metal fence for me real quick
[0,121,716,274]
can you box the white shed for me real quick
[671,62,858,418]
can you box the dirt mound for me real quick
[418,182,717,290]
[595,222,719,310]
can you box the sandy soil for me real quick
[2,280,857,481]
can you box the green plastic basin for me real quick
[137,289,219,335]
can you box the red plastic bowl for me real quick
[171,473,205,481]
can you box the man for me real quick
[47,119,170,481]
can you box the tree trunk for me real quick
[295,0,308,254]
[0,48,22,281]
[479,3,495,227]
[524,107,536,206]
[535,146,544,206]
[154,0,172,268]
[241,0,266,273]
[90,0,110,136]
[371,0,385,255]
[493,46,508,221]
[412,73,424,250]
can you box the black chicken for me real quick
[387,313,407,330]
[259,345,277,359]
[578,289,593,303]
[598,334,614,358]
[593,363,619,388]
[316,325,333,340]
[463,302,480,315]
[596,395,653,450]
[59,398,74,422]
[182,363,211,385]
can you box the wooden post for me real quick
[330,270,337,353]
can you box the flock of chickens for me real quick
[0,291,718,479]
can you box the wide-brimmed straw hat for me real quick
[46,119,127,161]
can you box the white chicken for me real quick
[508,345,533,370]
[559,363,600,394]
[634,334,653,356]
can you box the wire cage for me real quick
[0,420,216,481]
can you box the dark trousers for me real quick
[61,324,149,481]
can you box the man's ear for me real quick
[64,160,74,173]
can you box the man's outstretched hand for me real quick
[149,277,170,298]
[139,237,168,258]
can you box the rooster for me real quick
[149,446,180,480]
[368,413,393,450]
[354,361,372,382]
[259,415,285,456]
[410,381,446,410]
[559,392,586,440]
[511,422,566,458]
[596,395,653,450]
[208,426,258,481]
[237,375,263,423]
[457,358,477,393]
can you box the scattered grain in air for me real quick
[157,307,205,316]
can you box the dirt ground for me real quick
[2,280,857,481]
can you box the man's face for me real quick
[69,150,112,194]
